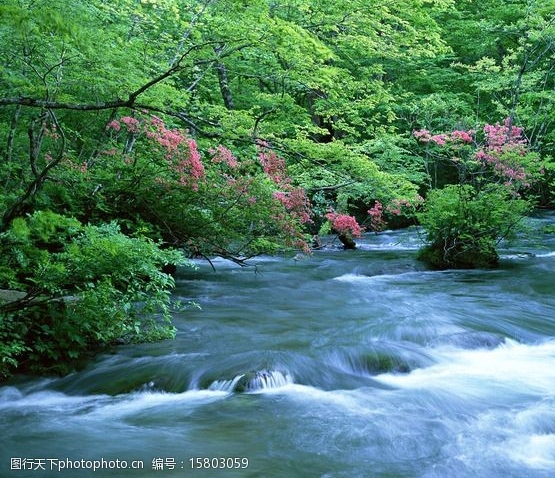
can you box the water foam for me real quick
[208,370,293,393]
[375,339,555,399]
[82,389,229,421]
[508,433,555,470]
[536,251,555,258]
[0,389,107,412]
[332,272,404,283]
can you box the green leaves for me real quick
[1,0,554,377]
[417,181,531,269]
[0,212,189,377]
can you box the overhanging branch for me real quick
[0,41,225,112]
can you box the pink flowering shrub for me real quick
[257,142,313,252]
[258,145,288,186]
[106,114,205,190]
[325,212,364,237]
[475,119,530,189]
[120,116,141,133]
[385,196,424,217]
[413,118,537,269]
[413,128,474,145]
[367,201,386,232]
[209,145,239,169]
[360,195,424,235]
[413,118,541,194]
[273,189,312,225]
[102,117,315,256]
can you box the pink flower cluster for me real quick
[325,212,364,237]
[414,118,534,189]
[256,142,313,251]
[174,139,205,189]
[385,196,424,216]
[367,201,386,232]
[106,119,121,132]
[121,116,140,133]
[413,128,474,146]
[483,118,526,149]
[106,115,205,190]
[257,143,312,225]
[475,119,530,186]
[273,188,312,224]
[451,130,474,143]
[363,196,424,232]
[209,145,239,168]
[258,147,288,186]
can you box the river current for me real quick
[2,214,555,477]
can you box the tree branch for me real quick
[307,181,357,192]
[0,41,225,112]
[1,110,67,229]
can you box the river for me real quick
[1,214,555,477]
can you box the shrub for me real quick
[414,119,540,269]
[0,211,188,378]
[417,184,530,269]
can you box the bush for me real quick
[0,211,188,378]
[417,184,530,269]
[413,120,541,269]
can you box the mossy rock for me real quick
[359,353,412,374]
[0,289,27,302]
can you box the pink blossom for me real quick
[413,129,431,142]
[257,143,314,240]
[120,116,140,133]
[274,188,312,224]
[367,201,386,232]
[326,212,364,237]
[384,196,423,218]
[170,137,205,189]
[415,128,474,146]
[210,145,239,168]
[431,134,448,146]
[259,147,288,185]
[106,120,121,132]
[416,119,534,191]
[451,130,474,143]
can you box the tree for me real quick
[449,1,555,204]
[0,0,441,250]
[414,119,541,268]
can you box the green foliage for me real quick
[0,211,188,378]
[357,134,429,186]
[417,184,531,269]
[436,0,555,156]
[0,313,30,379]
[1,0,555,377]
[286,138,421,225]
[0,211,82,289]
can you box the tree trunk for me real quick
[214,45,234,110]
[338,233,357,249]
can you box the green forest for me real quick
[1,0,554,379]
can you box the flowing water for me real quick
[2,214,555,477]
